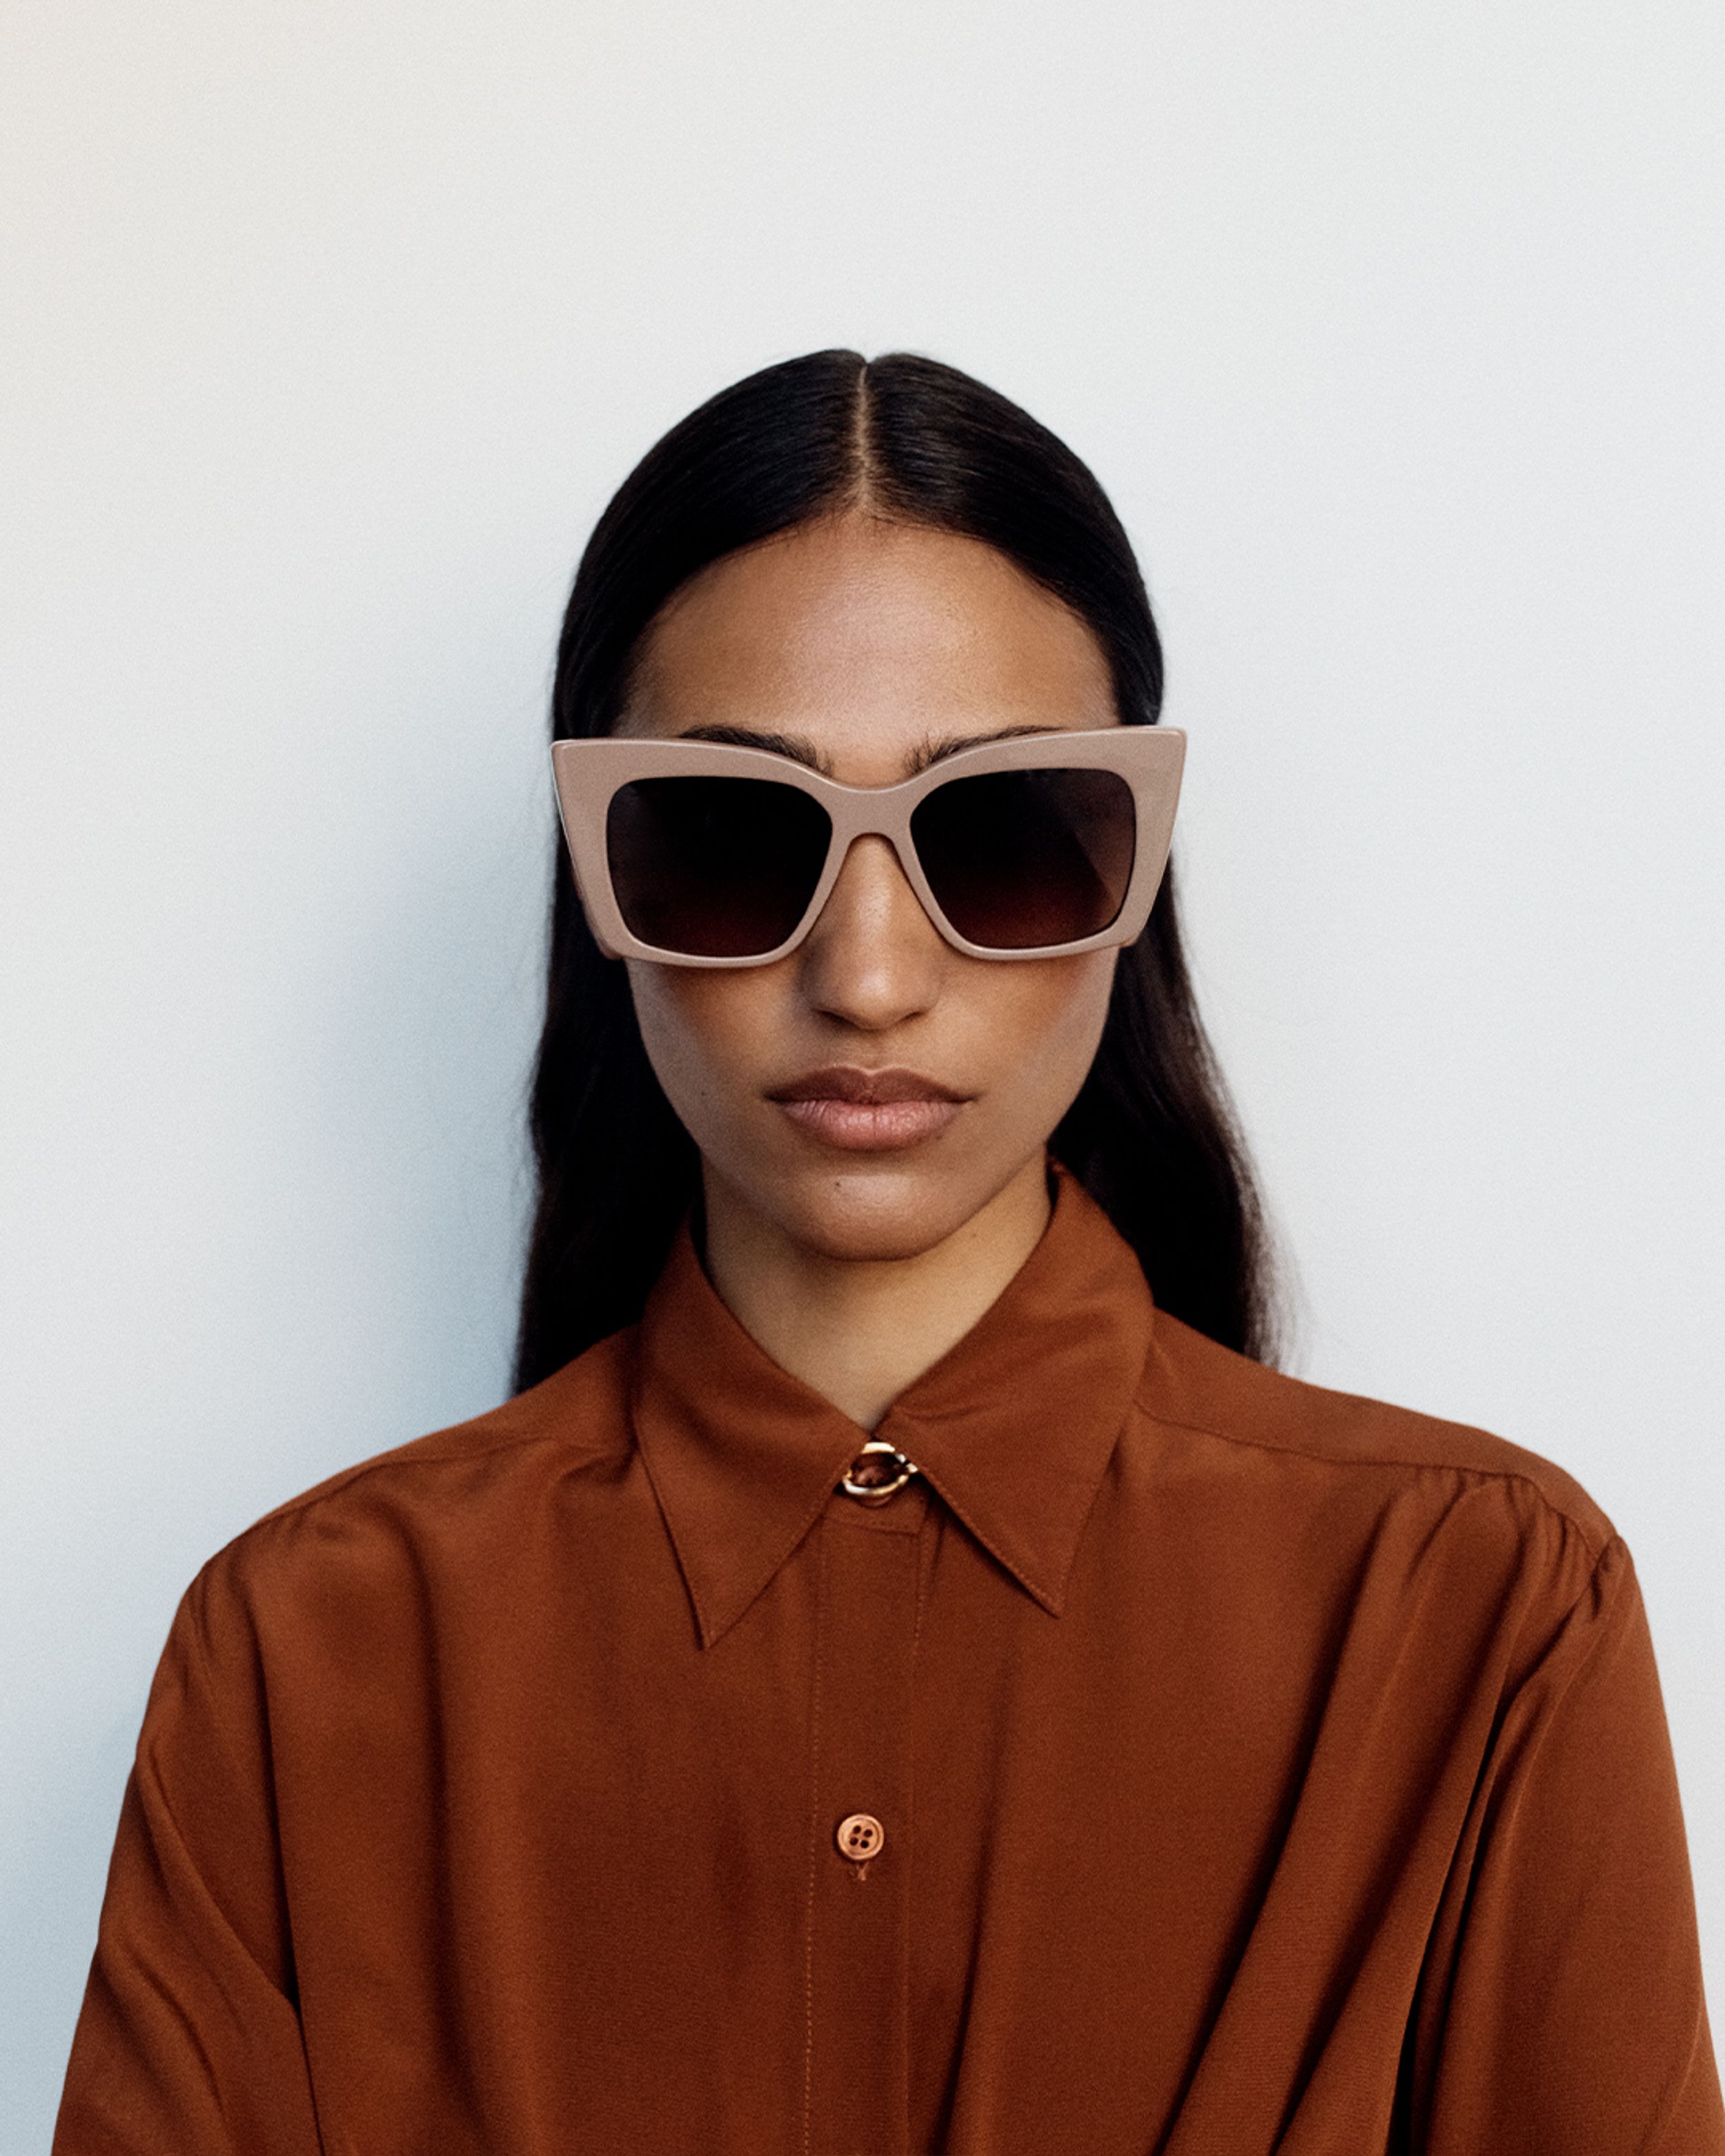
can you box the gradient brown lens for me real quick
[909,768,1136,949]
[606,776,832,956]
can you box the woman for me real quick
[55,351,1722,2155]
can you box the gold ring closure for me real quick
[840,1440,919,1507]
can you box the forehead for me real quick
[622,514,1116,780]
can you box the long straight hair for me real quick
[515,350,1279,1390]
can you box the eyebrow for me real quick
[672,722,1061,778]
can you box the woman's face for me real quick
[617,513,1122,1264]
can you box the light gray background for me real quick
[3,1,1721,2143]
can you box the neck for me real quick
[699,1155,1054,1431]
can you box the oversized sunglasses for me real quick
[550,725,1186,965]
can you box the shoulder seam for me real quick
[1131,1383,1610,1561]
[232,1419,623,1543]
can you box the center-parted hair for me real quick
[515,349,1279,1390]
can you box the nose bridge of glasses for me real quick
[811,826,940,943]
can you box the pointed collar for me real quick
[629,1163,1156,1649]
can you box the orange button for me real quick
[836,1812,885,1861]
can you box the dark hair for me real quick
[515,349,1279,1389]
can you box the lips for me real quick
[765,1065,971,1151]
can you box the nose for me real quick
[797,835,945,1031]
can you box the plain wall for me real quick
[3,1,1721,2142]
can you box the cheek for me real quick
[1000,949,1118,1103]
[624,960,782,1134]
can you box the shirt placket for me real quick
[802,1471,929,2156]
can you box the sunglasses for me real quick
[549,725,1185,966]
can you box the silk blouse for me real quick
[55,1165,1724,2155]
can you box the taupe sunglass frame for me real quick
[550,724,1187,967]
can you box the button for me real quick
[839,1441,918,1507]
[836,1812,885,1862]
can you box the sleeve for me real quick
[1414,1530,1725,2156]
[52,1555,326,2156]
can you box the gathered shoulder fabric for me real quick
[53,1167,1724,2155]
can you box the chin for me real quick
[769,1163,987,1265]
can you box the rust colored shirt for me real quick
[56,1166,1723,2155]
